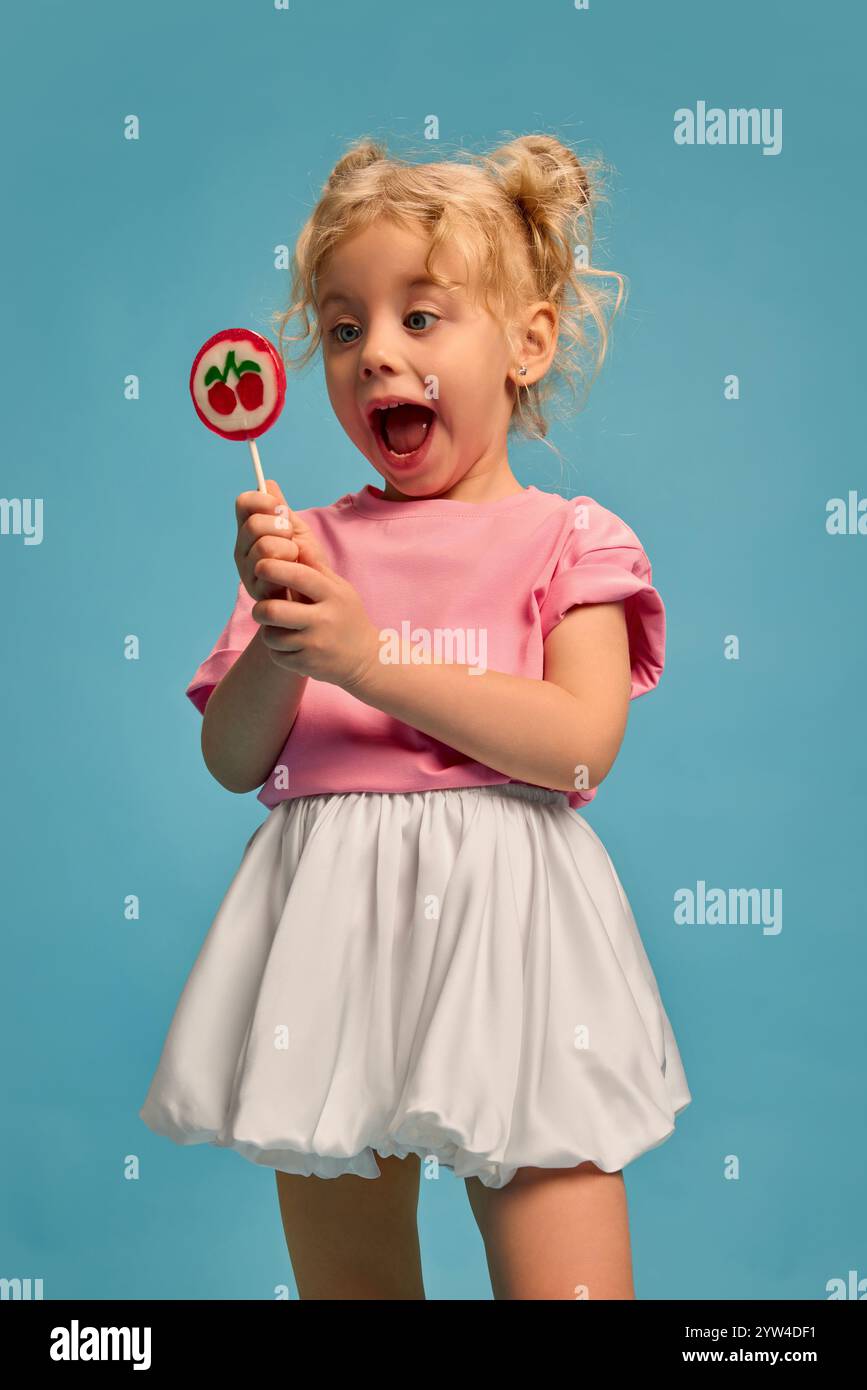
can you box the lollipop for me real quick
[189,328,286,492]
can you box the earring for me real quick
[518,364,528,377]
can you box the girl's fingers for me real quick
[253,558,330,604]
[238,509,298,563]
[252,596,315,634]
[251,574,293,600]
[234,480,290,527]
[235,488,279,527]
[249,532,299,560]
[234,485,321,599]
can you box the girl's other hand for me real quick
[252,558,381,692]
[234,479,330,604]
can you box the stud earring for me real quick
[518,364,528,377]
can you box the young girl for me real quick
[140,133,691,1300]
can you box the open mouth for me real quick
[371,402,437,466]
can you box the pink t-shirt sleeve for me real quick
[185,579,258,714]
[539,498,666,700]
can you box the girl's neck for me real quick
[378,467,526,506]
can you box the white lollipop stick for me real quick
[248,439,267,493]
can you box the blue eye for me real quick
[331,322,361,345]
[328,310,440,344]
[405,310,439,331]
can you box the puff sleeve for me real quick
[185,579,258,715]
[539,499,666,700]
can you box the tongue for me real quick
[381,403,432,454]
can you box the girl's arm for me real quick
[344,600,633,796]
[200,480,330,794]
[201,627,308,793]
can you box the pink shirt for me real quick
[186,483,666,811]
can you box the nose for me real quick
[357,313,408,379]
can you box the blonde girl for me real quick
[140,133,691,1300]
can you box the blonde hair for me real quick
[269,132,626,454]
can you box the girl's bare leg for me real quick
[275,1152,425,1299]
[465,1161,636,1300]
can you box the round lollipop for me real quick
[189,328,286,492]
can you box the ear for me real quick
[511,300,559,387]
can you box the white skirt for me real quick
[139,784,691,1189]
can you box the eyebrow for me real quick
[317,276,445,314]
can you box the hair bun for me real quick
[325,137,388,190]
[488,133,591,230]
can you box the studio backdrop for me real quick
[2,0,864,1303]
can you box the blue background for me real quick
[2,0,864,1300]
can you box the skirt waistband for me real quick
[470,782,567,806]
[281,782,568,808]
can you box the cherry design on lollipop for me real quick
[206,349,265,415]
[189,328,286,492]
